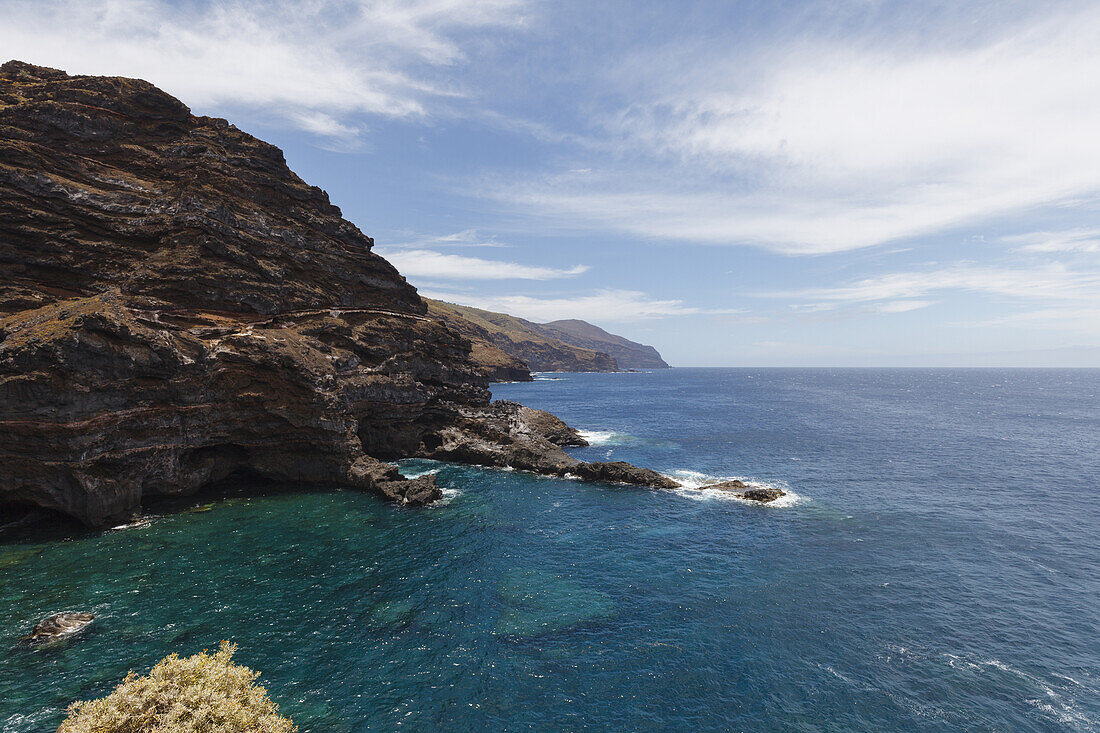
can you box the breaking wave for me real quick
[401,468,441,480]
[664,469,803,507]
[577,429,633,446]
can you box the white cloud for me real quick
[0,0,528,139]
[872,300,936,314]
[1003,229,1100,253]
[774,263,1100,307]
[960,307,1100,335]
[376,249,588,280]
[488,4,1100,254]
[385,229,512,249]
[419,289,726,322]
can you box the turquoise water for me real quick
[2,368,1098,731]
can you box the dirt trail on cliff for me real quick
[0,60,678,527]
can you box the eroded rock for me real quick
[26,612,94,642]
[0,61,676,525]
[704,480,785,503]
[423,401,679,489]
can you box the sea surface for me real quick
[2,368,1098,731]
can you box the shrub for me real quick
[58,641,296,733]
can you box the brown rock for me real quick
[704,480,785,503]
[569,461,680,489]
[0,61,676,525]
[27,612,94,642]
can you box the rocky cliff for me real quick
[538,319,670,369]
[0,61,677,527]
[425,299,618,377]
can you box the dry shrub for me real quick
[58,641,296,733]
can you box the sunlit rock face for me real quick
[0,61,674,526]
[0,60,484,524]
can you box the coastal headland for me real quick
[0,61,685,528]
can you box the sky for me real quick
[4,0,1100,366]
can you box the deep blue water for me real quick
[2,368,1098,731]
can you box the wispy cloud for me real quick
[486,3,1100,254]
[872,300,936,314]
[384,229,512,249]
[420,289,730,322]
[1003,228,1100,253]
[959,307,1100,335]
[376,249,587,280]
[771,263,1100,311]
[0,0,529,140]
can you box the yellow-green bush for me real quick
[58,642,296,733]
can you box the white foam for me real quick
[109,517,154,531]
[431,487,463,506]
[402,468,441,479]
[577,429,620,446]
[665,470,804,507]
[941,653,1098,728]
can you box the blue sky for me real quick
[5,0,1100,366]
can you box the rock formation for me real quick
[430,401,679,488]
[703,480,785,503]
[26,612,95,642]
[0,61,678,527]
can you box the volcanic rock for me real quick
[704,480,785,503]
[0,61,677,526]
[424,401,678,489]
[26,612,94,642]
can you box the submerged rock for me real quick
[495,569,615,638]
[704,480,785,503]
[26,612,94,642]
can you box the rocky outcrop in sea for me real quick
[0,61,678,527]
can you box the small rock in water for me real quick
[739,487,785,503]
[706,480,748,491]
[26,612,94,642]
[704,480,785,503]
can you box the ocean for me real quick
[2,368,1098,731]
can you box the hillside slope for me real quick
[538,319,671,369]
[425,300,618,377]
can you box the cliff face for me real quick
[425,300,618,375]
[423,301,533,382]
[0,60,486,523]
[538,319,670,369]
[0,61,677,527]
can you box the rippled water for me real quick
[2,368,1098,731]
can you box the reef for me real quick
[0,60,678,527]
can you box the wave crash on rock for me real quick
[25,612,94,643]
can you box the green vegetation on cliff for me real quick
[425,299,618,379]
[539,319,671,369]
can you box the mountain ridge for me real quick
[537,319,670,369]
[424,299,670,380]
